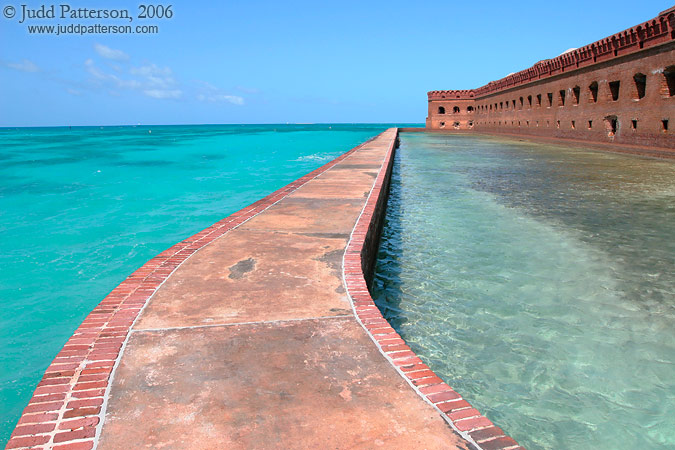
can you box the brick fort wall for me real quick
[426,7,675,150]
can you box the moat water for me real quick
[371,133,675,450]
[0,123,415,445]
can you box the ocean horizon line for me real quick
[0,122,425,130]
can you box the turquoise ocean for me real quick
[0,124,414,445]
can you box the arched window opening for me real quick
[589,82,599,103]
[438,106,446,114]
[519,97,524,108]
[559,90,566,106]
[467,106,474,112]
[633,73,646,99]
[527,95,532,107]
[536,94,542,106]
[453,106,460,113]
[573,86,580,104]
[547,93,553,107]
[604,115,618,136]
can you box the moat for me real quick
[372,132,675,449]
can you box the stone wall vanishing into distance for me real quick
[426,6,675,150]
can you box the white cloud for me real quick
[6,59,39,72]
[197,93,244,105]
[130,64,176,89]
[66,88,82,96]
[94,44,129,61]
[196,81,244,105]
[144,89,182,99]
[85,58,142,89]
[80,50,239,104]
[130,64,172,77]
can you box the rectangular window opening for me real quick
[589,82,599,103]
[662,119,669,131]
[633,73,646,99]
[547,93,553,107]
[559,90,566,106]
[573,86,580,104]
[663,68,675,96]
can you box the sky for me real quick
[1,0,672,126]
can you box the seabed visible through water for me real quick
[372,132,675,450]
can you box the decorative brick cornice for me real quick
[428,90,476,100]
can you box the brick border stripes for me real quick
[5,136,377,450]
[342,128,525,450]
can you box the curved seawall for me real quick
[6,129,521,450]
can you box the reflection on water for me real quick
[371,133,675,450]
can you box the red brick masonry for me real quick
[7,129,523,450]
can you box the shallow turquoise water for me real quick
[372,133,675,450]
[0,123,417,445]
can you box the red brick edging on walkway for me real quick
[343,128,525,450]
[5,137,376,450]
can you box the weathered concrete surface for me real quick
[96,129,471,449]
